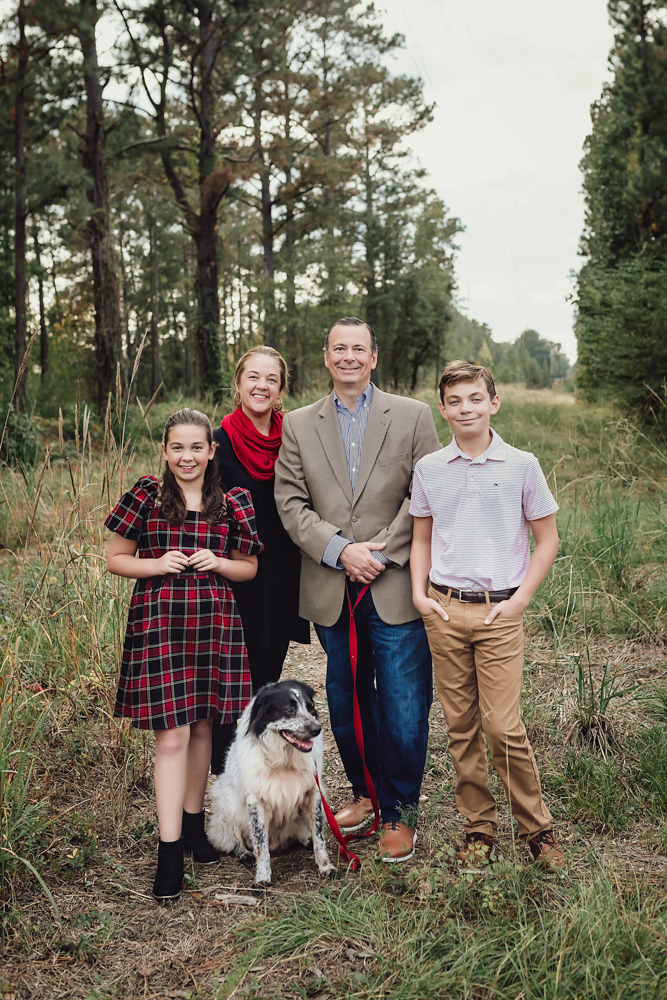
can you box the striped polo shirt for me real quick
[409,428,558,591]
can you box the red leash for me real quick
[316,582,381,871]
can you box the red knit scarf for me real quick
[221,406,283,481]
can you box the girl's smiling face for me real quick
[236,354,282,420]
[161,423,216,492]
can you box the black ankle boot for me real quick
[153,839,184,901]
[182,809,219,864]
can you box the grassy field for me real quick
[1,383,667,999]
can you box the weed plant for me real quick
[560,644,637,751]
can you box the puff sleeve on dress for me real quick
[105,476,159,541]
[226,487,264,557]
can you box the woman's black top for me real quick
[213,426,310,649]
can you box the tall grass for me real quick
[0,347,165,908]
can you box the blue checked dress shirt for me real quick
[321,383,389,569]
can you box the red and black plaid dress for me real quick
[105,476,263,730]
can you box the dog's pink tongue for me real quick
[283,732,313,750]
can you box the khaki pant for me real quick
[422,587,552,840]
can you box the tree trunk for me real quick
[364,156,378,326]
[410,350,423,392]
[637,1,652,241]
[33,225,48,377]
[237,236,244,357]
[363,144,379,386]
[221,247,227,364]
[254,81,276,347]
[321,55,334,208]
[183,241,195,394]
[149,219,162,395]
[118,224,131,365]
[323,124,334,208]
[284,164,299,394]
[79,0,123,410]
[192,0,225,399]
[51,257,61,326]
[195,207,222,396]
[261,168,276,347]
[221,246,233,373]
[13,0,28,412]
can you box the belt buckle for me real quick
[459,591,475,603]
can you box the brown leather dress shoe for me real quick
[334,795,374,832]
[456,832,497,872]
[376,821,416,863]
[527,830,566,871]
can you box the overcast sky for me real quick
[378,0,615,361]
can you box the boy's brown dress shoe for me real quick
[456,832,497,872]
[376,821,416,863]
[527,830,566,871]
[334,795,374,832]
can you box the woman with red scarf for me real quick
[210,346,310,773]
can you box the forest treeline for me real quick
[0,0,570,425]
[576,0,667,420]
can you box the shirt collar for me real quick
[333,381,373,414]
[443,427,506,464]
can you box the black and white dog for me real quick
[208,681,336,886]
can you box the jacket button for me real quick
[351,516,358,522]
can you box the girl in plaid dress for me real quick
[106,408,261,900]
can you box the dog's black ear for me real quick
[298,682,318,717]
[247,687,274,737]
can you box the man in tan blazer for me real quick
[274,317,440,862]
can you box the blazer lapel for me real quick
[352,388,390,509]
[315,393,354,506]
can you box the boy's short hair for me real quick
[438,360,497,403]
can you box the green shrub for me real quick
[0,407,41,468]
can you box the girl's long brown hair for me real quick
[160,408,226,525]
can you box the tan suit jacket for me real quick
[274,386,440,627]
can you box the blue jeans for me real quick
[315,583,433,824]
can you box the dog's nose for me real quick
[309,723,322,738]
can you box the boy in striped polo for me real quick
[409,361,565,871]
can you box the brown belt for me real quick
[430,583,518,604]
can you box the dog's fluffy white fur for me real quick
[208,680,336,885]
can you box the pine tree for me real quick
[116,0,271,400]
[576,0,667,418]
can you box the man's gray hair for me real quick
[323,317,378,355]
